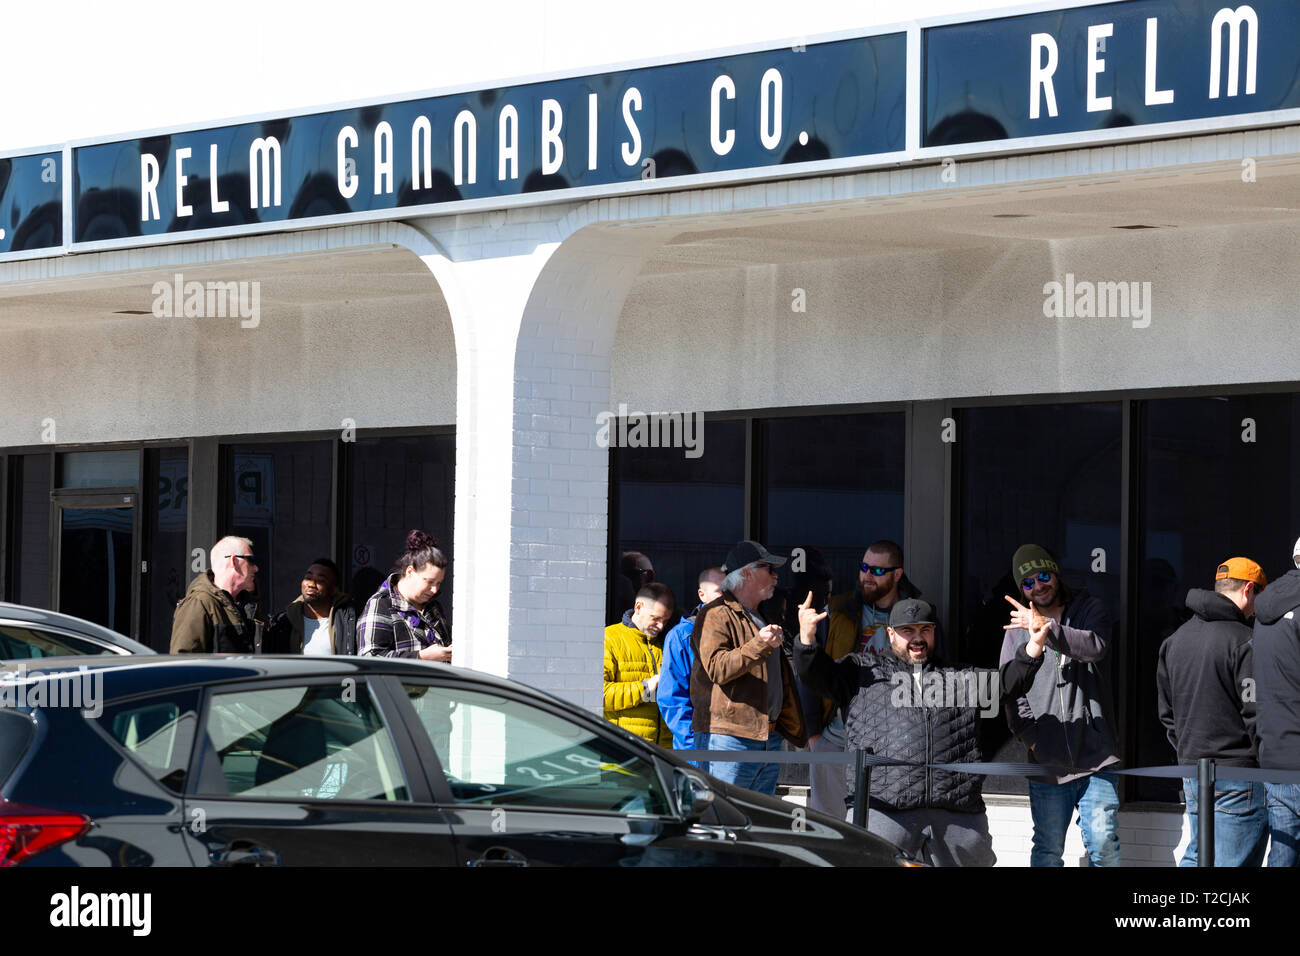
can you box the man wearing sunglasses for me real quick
[828,541,929,660]
[999,543,1120,866]
[170,535,264,653]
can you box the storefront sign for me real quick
[924,0,1298,146]
[71,34,906,244]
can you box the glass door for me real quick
[55,498,137,636]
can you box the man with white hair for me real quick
[689,540,807,795]
[1252,535,1300,866]
[170,535,262,653]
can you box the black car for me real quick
[0,655,914,866]
[0,602,155,660]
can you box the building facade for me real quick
[2,0,1297,863]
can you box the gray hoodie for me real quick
[998,589,1121,784]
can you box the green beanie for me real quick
[1012,544,1060,583]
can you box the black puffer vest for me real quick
[841,652,986,813]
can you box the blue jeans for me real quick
[1266,782,1300,867]
[701,732,781,796]
[1180,778,1267,867]
[1027,772,1121,867]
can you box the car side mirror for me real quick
[674,768,714,823]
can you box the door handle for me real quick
[209,842,282,867]
[467,845,529,867]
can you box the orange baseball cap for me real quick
[1215,557,1268,589]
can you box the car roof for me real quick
[0,654,573,709]
[0,602,155,655]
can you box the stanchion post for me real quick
[852,749,872,830]
[1197,756,1215,868]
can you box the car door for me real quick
[391,678,765,867]
[179,675,458,866]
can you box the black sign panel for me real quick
[925,0,1299,147]
[72,34,906,243]
[0,152,62,253]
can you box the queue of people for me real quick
[168,528,452,662]
[602,535,1300,868]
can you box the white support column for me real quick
[416,242,560,681]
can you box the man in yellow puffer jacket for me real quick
[604,581,676,748]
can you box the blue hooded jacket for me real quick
[658,607,700,756]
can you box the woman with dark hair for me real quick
[356,529,452,661]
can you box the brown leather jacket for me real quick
[688,591,808,746]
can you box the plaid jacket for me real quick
[357,573,451,658]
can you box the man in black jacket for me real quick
[1253,536,1300,867]
[795,596,995,866]
[1157,557,1268,867]
[999,544,1121,867]
[267,558,358,655]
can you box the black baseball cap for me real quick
[722,540,786,573]
[888,598,936,628]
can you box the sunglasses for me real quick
[860,564,899,576]
[755,563,778,574]
[1021,571,1053,590]
[230,554,258,565]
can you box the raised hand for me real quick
[797,592,828,644]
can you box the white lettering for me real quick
[1029,34,1059,120]
[454,110,477,186]
[759,68,783,150]
[1087,24,1113,113]
[498,104,519,181]
[710,74,736,156]
[174,148,192,217]
[248,137,282,209]
[140,153,160,222]
[208,144,229,213]
[541,98,564,175]
[587,92,598,171]
[373,120,394,195]
[1209,5,1258,98]
[411,115,433,191]
[1144,18,1175,105]
[337,126,358,199]
[621,87,642,167]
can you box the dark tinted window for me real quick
[98,690,199,793]
[403,682,671,815]
[761,412,905,595]
[201,682,408,801]
[348,434,455,613]
[143,447,190,652]
[958,402,1122,791]
[226,441,332,612]
[611,419,745,622]
[1134,393,1300,799]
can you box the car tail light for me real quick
[0,801,91,866]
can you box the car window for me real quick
[0,624,112,659]
[97,691,200,793]
[401,683,670,816]
[200,682,408,802]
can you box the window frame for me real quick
[385,673,682,822]
[183,674,430,805]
